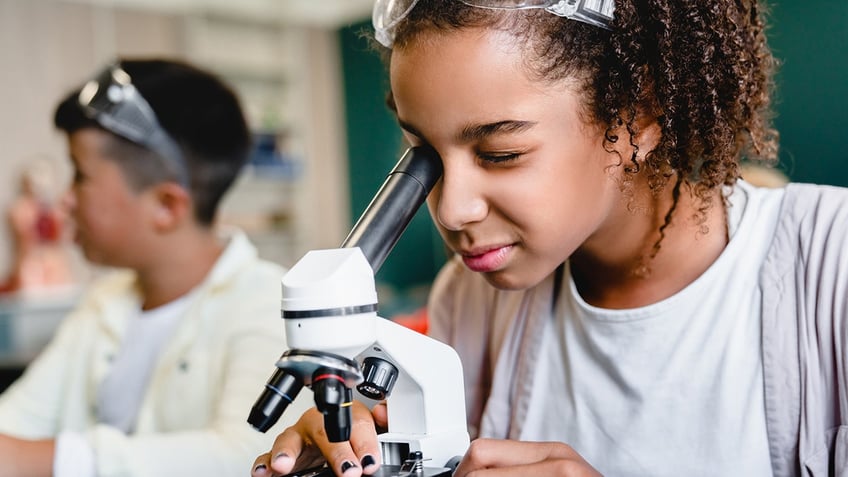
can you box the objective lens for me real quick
[312,368,354,442]
[248,368,304,432]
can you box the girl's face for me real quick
[391,28,631,290]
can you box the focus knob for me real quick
[357,356,398,400]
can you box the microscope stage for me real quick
[284,464,452,477]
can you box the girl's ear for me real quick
[150,182,192,231]
[607,111,662,168]
[633,120,661,162]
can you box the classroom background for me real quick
[0,0,845,387]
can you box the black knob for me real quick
[357,356,399,401]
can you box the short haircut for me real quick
[54,58,251,226]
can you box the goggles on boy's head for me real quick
[373,0,616,48]
[77,64,190,187]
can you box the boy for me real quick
[0,59,304,477]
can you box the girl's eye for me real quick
[478,152,522,164]
[72,169,85,184]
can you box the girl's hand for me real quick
[251,401,387,477]
[454,438,602,477]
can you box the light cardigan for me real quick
[428,182,848,477]
[0,230,307,477]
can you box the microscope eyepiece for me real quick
[312,367,354,442]
[341,146,442,272]
[248,368,304,432]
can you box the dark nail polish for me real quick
[361,455,376,468]
[341,461,358,473]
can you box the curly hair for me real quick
[384,0,779,259]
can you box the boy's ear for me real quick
[150,182,193,231]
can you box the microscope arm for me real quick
[364,318,469,468]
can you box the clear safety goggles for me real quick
[373,0,616,48]
[78,64,190,187]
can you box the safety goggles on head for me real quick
[373,0,616,48]
[78,64,190,187]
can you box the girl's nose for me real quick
[433,158,487,231]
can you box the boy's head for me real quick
[55,58,251,226]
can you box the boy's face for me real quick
[391,28,630,291]
[63,128,158,268]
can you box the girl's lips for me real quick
[461,245,514,273]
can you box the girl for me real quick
[253,1,848,476]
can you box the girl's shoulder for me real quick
[764,182,848,285]
[777,183,848,244]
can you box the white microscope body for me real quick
[281,247,469,470]
[248,146,469,476]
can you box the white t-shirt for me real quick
[522,181,785,476]
[96,291,194,431]
[55,291,194,477]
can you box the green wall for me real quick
[338,22,447,315]
[337,2,848,302]
[767,1,848,186]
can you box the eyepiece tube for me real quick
[248,368,304,432]
[341,146,442,273]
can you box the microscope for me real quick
[248,146,470,477]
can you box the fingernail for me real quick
[253,464,266,473]
[272,452,293,467]
[341,460,358,473]
[361,455,376,469]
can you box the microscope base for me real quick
[369,465,452,477]
[283,464,452,477]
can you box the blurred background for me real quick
[0,0,845,373]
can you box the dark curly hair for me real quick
[383,0,779,261]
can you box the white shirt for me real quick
[55,291,195,477]
[522,181,785,476]
[97,291,195,432]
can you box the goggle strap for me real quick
[78,64,191,188]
